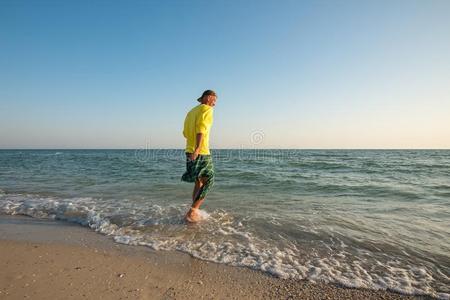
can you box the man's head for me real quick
[197,90,217,107]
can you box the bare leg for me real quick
[192,177,208,209]
[186,177,208,222]
[192,198,205,209]
[192,179,203,202]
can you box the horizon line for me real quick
[1,148,449,151]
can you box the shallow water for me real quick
[0,149,449,299]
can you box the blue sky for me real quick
[1,0,449,149]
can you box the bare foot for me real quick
[185,208,201,223]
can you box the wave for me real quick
[0,190,448,299]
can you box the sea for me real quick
[0,149,449,299]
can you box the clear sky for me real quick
[1,0,449,149]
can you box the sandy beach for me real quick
[0,215,431,300]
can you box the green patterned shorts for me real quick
[181,153,215,200]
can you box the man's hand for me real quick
[189,133,203,161]
[190,149,200,161]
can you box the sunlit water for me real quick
[0,149,449,299]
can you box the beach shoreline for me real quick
[0,215,429,300]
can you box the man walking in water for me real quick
[182,90,217,223]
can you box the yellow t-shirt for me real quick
[183,104,214,155]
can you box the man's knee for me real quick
[200,175,214,185]
[199,177,208,185]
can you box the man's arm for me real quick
[192,107,212,160]
[190,133,203,161]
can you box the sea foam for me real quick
[0,191,448,300]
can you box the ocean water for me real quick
[0,149,449,299]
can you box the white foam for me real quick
[197,209,210,220]
[0,192,448,300]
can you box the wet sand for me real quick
[0,215,430,299]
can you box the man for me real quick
[181,90,217,223]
